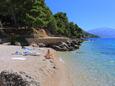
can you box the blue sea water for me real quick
[59,38,115,86]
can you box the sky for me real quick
[45,0,115,31]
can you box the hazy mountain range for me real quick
[88,28,115,38]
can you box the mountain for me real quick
[88,28,115,38]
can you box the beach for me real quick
[0,45,73,86]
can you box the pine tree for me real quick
[26,0,52,28]
[0,0,32,27]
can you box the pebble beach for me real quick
[0,45,73,86]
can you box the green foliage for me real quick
[0,0,97,38]
[82,31,99,38]
[52,12,87,38]
[53,12,69,35]
[47,16,58,34]
[0,0,32,26]
[26,0,52,28]
[68,22,83,38]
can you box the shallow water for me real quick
[59,38,115,86]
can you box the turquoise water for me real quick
[59,38,115,86]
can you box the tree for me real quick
[0,0,32,27]
[47,16,58,34]
[68,22,83,38]
[54,12,69,35]
[0,0,96,39]
[26,0,52,28]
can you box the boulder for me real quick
[74,45,79,49]
[31,43,38,47]
[2,42,10,45]
[59,42,69,49]
[52,45,68,51]
[51,40,82,51]
[15,42,21,46]
[38,38,84,51]
[68,46,75,51]
[72,40,78,45]
[0,70,40,86]
[66,40,72,46]
[38,43,46,47]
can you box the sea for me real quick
[59,38,115,86]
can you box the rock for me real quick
[68,46,74,51]
[50,42,69,51]
[2,42,10,45]
[0,70,40,86]
[50,39,83,51]
[38,43,46,47]
[52,45,68,51]
[66,41,72,47]
[31,43,38,47]
[52,45,61,50]
[72,40,78,45]
[39,38,84,51]
[74,45,79,49]
[59,42,69,48]
[15,42,21,46]
[71,39,82,47]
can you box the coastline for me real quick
[0,45,73,86]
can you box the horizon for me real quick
[45,0,115,31]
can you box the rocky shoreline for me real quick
[43,39,84,51]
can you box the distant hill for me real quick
[88,28,115,38]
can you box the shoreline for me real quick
[0,45,73,86]
[43,50,73,86]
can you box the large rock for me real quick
[15,42,21,46]
[50,39,83,51]
[59,42,69,48]
[52,45,68,51]
[38,43,46,47]
[66,40,72,47]
[37,38,84,51]
[0,70,40,86]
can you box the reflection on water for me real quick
[59,38,115,86]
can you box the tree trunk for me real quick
[11,8,17,27]
[9,5,18,27]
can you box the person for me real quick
[44,49,53,59]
